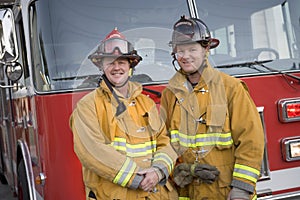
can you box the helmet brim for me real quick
[88,53,142,68]
[170,37,220,51]
[210,38,219,49]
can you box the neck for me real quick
[187,62,207,84]
[187,71,201,85]
[115,84,129,97]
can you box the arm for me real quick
[137,97,177,191]
[70,92,143,189]
[229,81,265,194]
[146,98,178,183]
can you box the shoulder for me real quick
[218,71,249,90]
[129,81,156,104]
[162,86,175,97]
[219,71,241,85]
[137,92,157,107]
[75,89,99,109]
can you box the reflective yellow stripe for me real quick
[233,164,260,183]
[113,157,136,187]
[170,130,233,147]
[252,194,257,200]
[153,152,174,172]
[179,197,190,200]
[111,137,156,157]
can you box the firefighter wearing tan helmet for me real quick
[70,28,178,199]
[160,16,265,199]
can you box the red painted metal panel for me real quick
[34,91,88,199]
[241,73,300,171]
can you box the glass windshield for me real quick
[29,0,189,92]
[198,0,300,76]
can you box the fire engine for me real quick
[0,0,299,199]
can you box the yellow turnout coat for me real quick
[70,80,178,200]
[160,64,265,200]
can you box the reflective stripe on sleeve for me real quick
[170,130,233,148]
[233,163,260,183]
[111,137,157,157]
[153,152,174,172]
[113,157,137,187]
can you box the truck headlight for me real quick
[281,137,300,161]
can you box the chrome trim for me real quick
[38,172,46,186]
[257,166,300,198]
[281,137,300,162]
[278,98,300,123]
[258,191,300,200]
[17,140,37,200]
[257,107,271,180]
[186,0,198,18]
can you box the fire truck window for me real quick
[29,0,189,92]
[198,0,300,76]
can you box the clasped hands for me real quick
[138,167,160,192]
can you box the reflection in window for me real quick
[251,4,289,59]
[29,0,189,91]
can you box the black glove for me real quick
[191,163,220,184]
[173,163,193,188]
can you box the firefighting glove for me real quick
[190,163,220,184]
[229,187,250,200]
[173,163,193,188]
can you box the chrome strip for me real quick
[278,98,300,123]
[257,166,300,197]
[17,140,37,200]
[258,191,300,200]
[186,0,198,18]
[257,107,271,180]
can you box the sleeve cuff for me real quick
[231,179,255,194]
[152,163,169,185]
[128,174,143,190]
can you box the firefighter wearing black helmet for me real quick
[70,28,178,200]
[160,16,265,200]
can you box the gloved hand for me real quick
[227,187,250,200]
[173,163,193,188]
[191,163,220,184]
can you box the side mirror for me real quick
[5,62,23,82]
[0,8,19,62]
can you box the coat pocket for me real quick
[217,164,234,188]
[100,179,127,200]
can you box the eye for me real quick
[103,62,114,68]
[177,50,184,56]
[119,61,127,65]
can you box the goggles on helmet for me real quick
[89,28,142,68]
[98,38,133,55]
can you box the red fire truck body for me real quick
[0,0,299,200]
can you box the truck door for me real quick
[0,7,22,188]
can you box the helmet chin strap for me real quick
[102,74,126,116]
